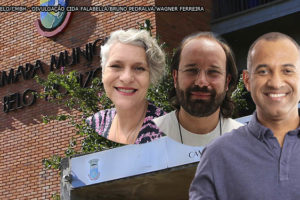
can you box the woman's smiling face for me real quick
[102,42,150,109]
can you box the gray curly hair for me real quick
[100,29,166,85]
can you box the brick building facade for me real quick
[0,1,211,199]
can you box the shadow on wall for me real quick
[0,62,63,132]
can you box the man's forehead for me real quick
[182,37,222,51]
[253,38,298,54]
[249,38,300,69]
[180,37,226,61]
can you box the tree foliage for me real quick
[36,71,122,172]
[232,75,256,118]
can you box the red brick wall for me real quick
[0,1,156,199]
[155,0,212,52]
[0,1,210,199]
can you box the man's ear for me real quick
[243,70,250,91]
[226,74,231,91]
[172,70,178,88]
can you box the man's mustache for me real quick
[189,86,215,94]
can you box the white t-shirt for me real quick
[153,110,244,146]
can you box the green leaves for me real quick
[147,64,174,113]
[42,155,62,170]
[137,19,153,36]
[36,69,116,154]
[232,75,256,118]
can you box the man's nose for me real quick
[267,71,284,89]
[194,70,209,87]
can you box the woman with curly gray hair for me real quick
[87,29,166,144]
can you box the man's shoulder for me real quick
[223,117,244,131]
[205,125,248,154]
[153,110,176,126]
[153,110,179,138]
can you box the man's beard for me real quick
[175,84,226,117]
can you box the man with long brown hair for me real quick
[154,32,243,146]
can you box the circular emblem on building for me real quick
[40,0,68,30]
[35,0,72,37]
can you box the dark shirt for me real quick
[189,113,300,200]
